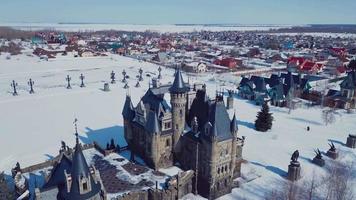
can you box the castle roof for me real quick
[62,136,101,200]
[43,153,72,189]
[145,111,160,134]
[142,89,171,115]
[188,90,233,142]
[230,112,238,133]
[340,71,356,89]
[169,69,189,93]
[122,95,135,120]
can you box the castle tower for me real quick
[169,68,189,153]
[122,95,135,147]
[61,133,103,200]
[146,111,161,169]
[230,112,239,178]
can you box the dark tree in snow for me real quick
[106,143,110,150]
[255,101,273,132]
[110,138,115,149]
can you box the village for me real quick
[0,25,355,200]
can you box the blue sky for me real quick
[1,0,355,24]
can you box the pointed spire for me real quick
[122,95,135,120]
[230,111,238,133]
[169,68,189,93]
[73,118,79,143]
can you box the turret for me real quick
[122,95,135,146]
[169,68,189,153]
[146,111,161,169]
[230,112,238,136]
[230,112,238,178]
[62,133,102,200]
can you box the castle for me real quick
[122,69,244,199]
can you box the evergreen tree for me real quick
[110,138,115,149]
[255,101,273,132]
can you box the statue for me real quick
[312,148,325,167]
[314,149,322,159]
[328,142,336,152]
[291,150,299,162]
[288,150,301,181]
[327,142,338,159]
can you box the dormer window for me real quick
[83,182,88,191]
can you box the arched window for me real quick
[225,165,228,172]
[217,168,220,174]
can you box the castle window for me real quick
[164,122,171,129]
[166,139,170,147]
[225,165,228,172]
[217,168,220,174]
[225,179,228,186]
[179,109,183,117]
[83,182,88,191]
[176,124,178,130]
[343,90,348,97]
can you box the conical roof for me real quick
[122,95,135,120]
[230,112,238,132]
[63,135,102,200]
[169,69,189,93]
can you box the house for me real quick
[287,57,305,69]
[298,60,324,74]
[213,58,238,69]
[238,72,311,107]
[329,47,347,58]
[183,62,207,73]
[324,71,356,109]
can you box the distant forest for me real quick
[266,24,356,34]
[1,24,356,40]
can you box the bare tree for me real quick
[322,108,339,126]
[324,161,355,200]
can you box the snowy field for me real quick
[0,53,355,199]
[0,22,293,33]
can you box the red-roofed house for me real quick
[288,57,305,66]
[329,47,347,57]
[213,58,238,69]
[298,60,324,74]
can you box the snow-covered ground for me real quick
[0,22,293,33]
[0,53,355,199]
